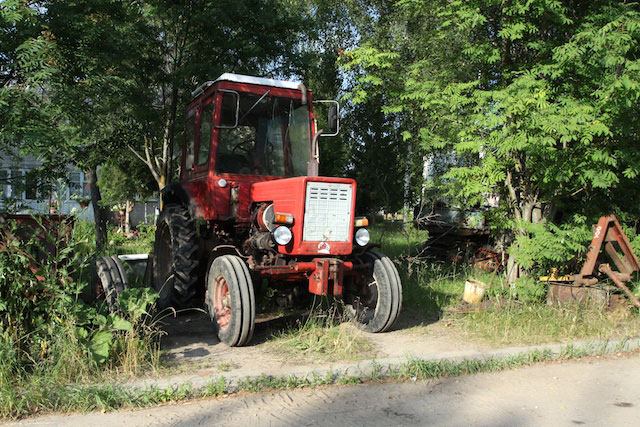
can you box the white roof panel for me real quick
[214,73,302,90]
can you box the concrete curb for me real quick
[128,336,640,392]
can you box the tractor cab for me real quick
[181,73,337,181]
[172,73,338,222]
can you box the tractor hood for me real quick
[251,176,357,256]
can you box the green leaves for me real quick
[118,288,157,322]
[88,330,113,364]
[510,216,593,271]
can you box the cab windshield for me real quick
[217,92,310,176]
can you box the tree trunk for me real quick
[402,141,413,230]
[85,167,108,250]
[124,199,133,235]
[508,199,545,284]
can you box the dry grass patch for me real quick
[268,311,376,362]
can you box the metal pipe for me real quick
[297,83,307,105]
[307,130,323,176]
[599,263,640,308]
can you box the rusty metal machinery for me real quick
[543,215,640,308]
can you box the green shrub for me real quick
[0,217,87,364]
[509,276,547,304]
[0,217,161,417]
[509,215,592,274]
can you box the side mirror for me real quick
[328,105,338,135]
[216,90,239,129]
[314,100,340,137]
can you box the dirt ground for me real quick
[147,308,493,385]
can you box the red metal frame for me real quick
[574,215,640,283]
[569,215,640,307]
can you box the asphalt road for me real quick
[12,353,640,427]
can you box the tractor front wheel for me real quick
[206,255,255,347]
[344,250,402,333]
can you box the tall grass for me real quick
[372,222,640,343]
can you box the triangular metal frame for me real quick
[573,215,640,307]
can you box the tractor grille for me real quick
[303,182,353,242]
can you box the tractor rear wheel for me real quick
[153,204,199,309]
[95,255,129,313]
[344,250,402,333]
[205,255,255,347]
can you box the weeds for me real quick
[452,303,640,345]
[0,217,163,419]
[268,303,374,361]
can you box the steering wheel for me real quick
[232,139,253,155]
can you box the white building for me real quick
[1,151,159,226]
[0,151,95,220]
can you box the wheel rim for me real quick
[346,270,379,325]
[213,275,232,329]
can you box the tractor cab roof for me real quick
[191,73,304,100]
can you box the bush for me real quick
[0,216,161,418]
[0,217,87,363]
[509,276,547,304]
[509,215,593,274]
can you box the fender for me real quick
[160,182,204,219]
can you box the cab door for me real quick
[181,96,215,218]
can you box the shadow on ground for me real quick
[159,309,309,360]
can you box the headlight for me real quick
[355,228,370,246]
[273,226,293,245]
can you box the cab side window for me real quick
[198,102,213,165]
[184,113,196,170]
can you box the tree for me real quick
[343,0,640,281]
[1,0,153,247]
[98,158,155,234]
[125,0,311,191]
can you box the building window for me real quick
[25,171,39,200]
[68,171,90,198]
[0,169,8,198]
[69,172,82,197]
[13,170,25,200]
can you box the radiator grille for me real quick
[303,182,353,242]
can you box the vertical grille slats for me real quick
[303,182,353,242]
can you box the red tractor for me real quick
[151,73,402,346]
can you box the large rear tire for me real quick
[205,255,255,347]
[95,255,129,313]
[344,250,402,333]
[153,204,199,309]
